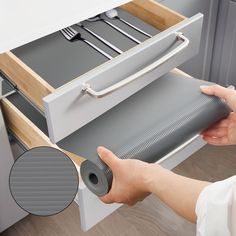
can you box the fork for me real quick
[87,15,142,44]
[77,23,123,54]
[60,27,113,60]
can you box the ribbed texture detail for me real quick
[118,97,219,159]
[103,96,225,177]
[9,147,78,216]
[78,73,231,196]
[81,90,230,196]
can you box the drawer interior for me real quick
[1,76,85,166]
[1,71,230,168]
[1,69,229,229]
[11,9,159,90]
[0,0,186,111]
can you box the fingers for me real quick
[210,118,230,129]
[100,194,115,204]
[97,147,117,204]
[202,113,234,133]
[200,85,232,100]
[97,146,119,169]
[202,136,229,146]
[202,127,228,138]
[200,85,236,111]
[201,119,229,136]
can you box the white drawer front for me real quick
[44,13,203,143]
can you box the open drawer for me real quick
[1,68,230,231]
[0,0,203,143]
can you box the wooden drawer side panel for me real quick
[121,0,186,31]
[1,98,84,166]
[0,52,54,111]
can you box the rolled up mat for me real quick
[57,72,231,197]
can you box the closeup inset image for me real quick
[9,147,79,216]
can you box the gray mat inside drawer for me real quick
[4,71,230,197]
[58,72,229,160]
[5,72,230,166]
[12,9,159,89]
[56,72,230,196]
[0,74,48,135]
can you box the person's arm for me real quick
[98,147,210,223]
[98,85,236,223]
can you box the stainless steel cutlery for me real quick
[87,14,142,44]
[76,23,123,54]
[60,26,113,59]
[105,9,152,38]
[61,11,153,59]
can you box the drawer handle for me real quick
[158,134,201,163]
[83,32,189,98]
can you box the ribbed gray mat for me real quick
[12,9,159,89]
[9,147,79,216]
[57,73,230,196]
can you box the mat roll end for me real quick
[80,160,112,197]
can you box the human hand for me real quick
[200,85,236,145]
[97,146,155,206]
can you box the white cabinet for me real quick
[0,107,27,233]
[160,0,219,81]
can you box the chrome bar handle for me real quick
[118,17,153,38]
[83,32,189,98]
[0,90,16,100]
[157,134,201,164]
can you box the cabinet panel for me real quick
[212,1,236,87]
[0,108,27,233]
[160,0,219,81]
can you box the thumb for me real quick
[200,85,236,111]
[97,146,119,169]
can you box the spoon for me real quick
[105,9,152,38]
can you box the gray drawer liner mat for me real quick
[5,72,230,196]
[62,72,229,196]
[12,9,159,89]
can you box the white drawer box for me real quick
[0,1,203,143]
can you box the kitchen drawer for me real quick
[0,69,207,231]
[0,0,203,143]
